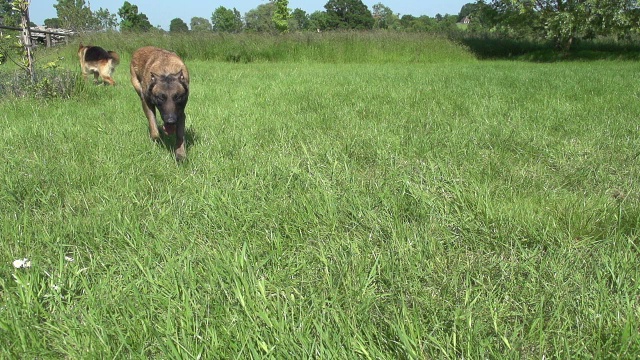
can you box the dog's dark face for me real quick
[147,70,189,135]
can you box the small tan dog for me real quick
[77,44,120,85]
[130,46,190,161]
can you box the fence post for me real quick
[46,33,51,47]
[17,3,35,83]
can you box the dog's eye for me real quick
[155,94,167,103]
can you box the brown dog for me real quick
[130,46,190,161]
[78,44,120,85]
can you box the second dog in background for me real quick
[77,44,120,86]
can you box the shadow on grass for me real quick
[454,34,640,62]
[155,126,198,159]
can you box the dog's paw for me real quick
[149,131,161,141]
[175,149,187,162]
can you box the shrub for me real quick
[0,68,80,99]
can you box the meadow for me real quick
[0,32,639,358]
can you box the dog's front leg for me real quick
[175,115,186,161]
[140,99,160,141]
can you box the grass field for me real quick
[0,33,639,358]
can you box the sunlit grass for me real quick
[0,33,638,358]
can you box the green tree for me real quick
[211,6,242,32]
[398,14,414,30]
[435,14,459,32]
[272,0,290,32]
[94,7,117,31]
[44,17,63,28]
[118,1,153,32]
[324,0,374,30]
[169,17,188,32]
[308,10,330,31]
[481,0,640,50]
[464,1,498,33]
[53,0,98,31]
[290,8,308,30]
[245,3,275,32]
[371,3,398,29]
[190,16,212,32]
[1,0,21,27]
[458,2,478,22]
[398,15,437,32]
[420,15,440,31]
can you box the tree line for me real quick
[1,0,638,51]
[468,0,640,51]
[0,0,467,33]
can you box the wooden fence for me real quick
[0,25,75,47]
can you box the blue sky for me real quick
[30,1,470,30]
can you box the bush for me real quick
[0,68,80,99]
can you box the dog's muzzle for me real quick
[162,114,178,135]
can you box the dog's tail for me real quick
[108,51,120,65]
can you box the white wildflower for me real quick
[13,258,31,269]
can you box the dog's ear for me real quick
[78,43,83,49]
[176,70,188,90]
[181,72,189,93]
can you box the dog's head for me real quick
[147,70,189,135]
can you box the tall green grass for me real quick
[0,33,638,358]
[73,31,477,64]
